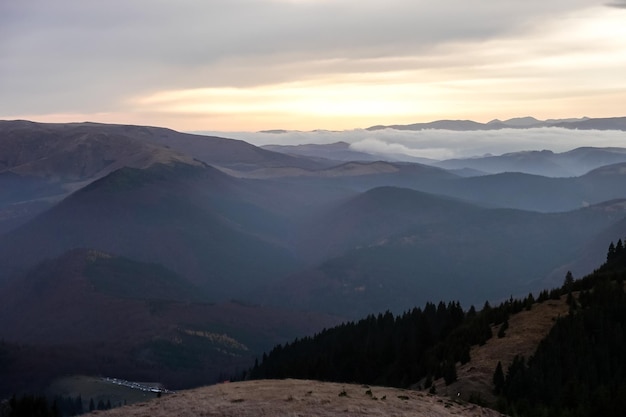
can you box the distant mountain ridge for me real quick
[263,144,626,179]
[435,147,626,177]
[367,116,626,131]
[262,142,384,162]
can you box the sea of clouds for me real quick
[199,127,626,161]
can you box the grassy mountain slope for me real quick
[0,120,198,181]
[0,120,202,232]
[436,296,569,404]
[60,121,329,172]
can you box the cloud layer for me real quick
[225,127,626,160]
[1,1,625,130]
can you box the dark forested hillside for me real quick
[0,249,343,397]
[250,290,535,388]
[250,241,626,416]
[263,188,626,317]
[497,241,626,417]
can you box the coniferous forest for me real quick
[497,240,626,417]
[249,240,626,417]
[250,278,537,388]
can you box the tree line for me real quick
[248,286,537,389]
[4,394,115,417]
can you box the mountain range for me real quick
[367,116,626,131]
[1,118,626,398]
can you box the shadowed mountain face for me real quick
[433,162,626,212]
[0,249,341,347]
[0,163,305,299]
[261,187,626,317]
[0,249,342,394]
[421,173,573,212]
[244,161,626,213]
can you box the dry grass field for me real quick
[435,296,569,405]
[92,379,505,417]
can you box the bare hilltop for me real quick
[92,379,504,417]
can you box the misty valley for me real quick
[1,119,626,416]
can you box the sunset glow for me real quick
[2,1,625,131]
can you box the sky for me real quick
[1,0,626,132]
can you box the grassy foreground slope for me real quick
[98,379,505,417]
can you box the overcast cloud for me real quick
[1,0,625,131]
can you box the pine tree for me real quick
[443,360,457,385]
[497,319,509,338]
[564,271,574,292]
[75,395,83,415]
[608,242,616,261]
[493,361,505,394]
